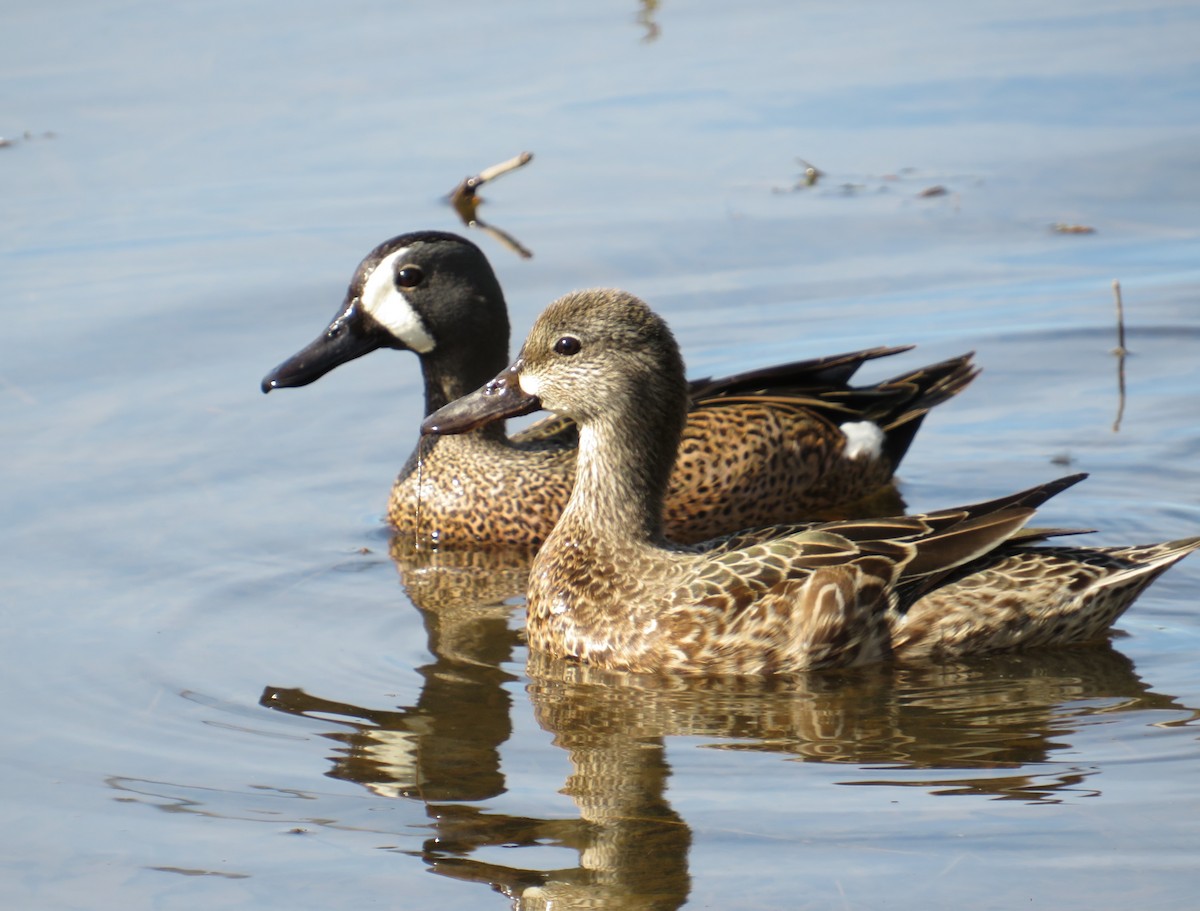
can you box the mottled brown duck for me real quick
[262,231,976,546]
[423,288,1200,675]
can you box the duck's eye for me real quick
[554,336,581,356]
[395,265,425,289]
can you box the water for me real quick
[4,1,1200,908]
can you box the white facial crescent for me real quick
[359,247,436,353]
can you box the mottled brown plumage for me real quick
[262,231,975,546]
[424,289,1200,675]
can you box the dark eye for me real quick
[554,336,581,356]
[395,265,425,289]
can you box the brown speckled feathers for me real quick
[424,289,1199,675]
[262,231,976,546]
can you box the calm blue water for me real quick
[3,1,1200,908]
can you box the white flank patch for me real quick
[839,420,884,460]
[518,371,541,396]
[360,247,436,353]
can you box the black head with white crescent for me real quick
[261,231,511,408]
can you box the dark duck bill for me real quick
[261,297,393,392]
[421,362,541,435]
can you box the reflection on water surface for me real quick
[259,545,1197,908]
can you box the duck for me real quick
[421,288,1200,674]
[262,231,977,547]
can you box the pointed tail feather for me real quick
[687,345,914,401]
[874,353,979,468]
[1105,537,1200,586]
[920,474,1090,524]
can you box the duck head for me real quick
[422,288,687,439]
[261,231,510,395]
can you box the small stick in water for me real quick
[1111,279,1127,433]
[449,152,533,220]
[448,153,535,259]
[1112,279,1127,356]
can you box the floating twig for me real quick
[1111,279,1127,432]
[468,219,534,260]
[448,152,534,259]
[770,158,824,194]
[449,152,533,217]
[636,0,661,42]
[1111,279,1127,356]
[796,158,823,187]
[476,151,533,185]
[0,129,57,149]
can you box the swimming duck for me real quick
[262,231,976,546]
[422,289,1199,674]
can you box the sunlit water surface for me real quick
[3,1,1200,908]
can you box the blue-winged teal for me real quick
[422,289,1199,674]
[262,231,977,546]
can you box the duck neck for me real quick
[557,395,686,545]
[419,346,512,443]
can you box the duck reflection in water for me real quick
[387,537,536,618]
[260,623,1192,909]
